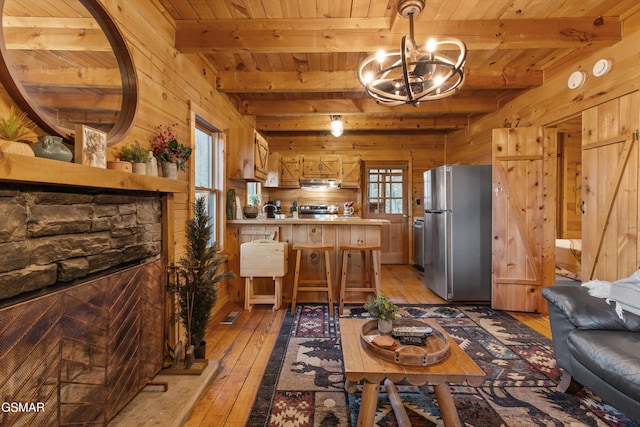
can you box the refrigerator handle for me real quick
[425,209,447,214]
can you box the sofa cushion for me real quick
[568,330,640,401]
[542,285,640,331]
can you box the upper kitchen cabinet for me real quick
[264,152,281,188]
[280,155,301,188]
[340,155,361,188]
[228,128,269,181]
[301,155,340,179]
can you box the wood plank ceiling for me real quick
[2,0,638,138]
[161,0,637,136]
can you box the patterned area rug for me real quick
[247,305,639,426]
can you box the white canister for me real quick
[146,152,158,176]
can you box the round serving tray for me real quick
[360,319,450,366]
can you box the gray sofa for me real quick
[542,284,640,424]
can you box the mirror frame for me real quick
[0,0,138,145]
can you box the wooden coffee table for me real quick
[340,318,485,427]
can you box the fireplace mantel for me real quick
[0,152,188,193]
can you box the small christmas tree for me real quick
[177,196,234,363]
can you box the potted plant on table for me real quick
[119,141,150,174]
[153,123,191,178]
[364,293,399,334]
[0,106,37,157]
[175,196,235,366]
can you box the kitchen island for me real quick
[227,217,389,311]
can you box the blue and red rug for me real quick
[247,304,639,426]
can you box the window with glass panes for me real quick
[194,121,223,247]
[366,168,404,214]
[247,182,261,206]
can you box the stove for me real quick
[298,204,339,218]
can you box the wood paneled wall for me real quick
[0,0,255,318]
[446,16,640,165]
[99,0,253,269]
[557,130,582,238]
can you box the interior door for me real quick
[582,92,640,281]
[362,162,409,264]
[492,127,557,313]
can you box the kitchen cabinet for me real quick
[340,155,360,188]
[280,155,301,188]
[252,131,269,181]
[301,155,340,179]
[264,152,281,187]
[228,128,269,181]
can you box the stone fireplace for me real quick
[0,155,186,426]
[0,184,162,301]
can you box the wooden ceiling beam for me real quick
[176,17,621,53]
[241,96,497,116]
[217,68,543,93]
[256,115,469,132]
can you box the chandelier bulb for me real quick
[426,38,436,52]
[364,72,374,84]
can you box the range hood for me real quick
[299,179,341,189]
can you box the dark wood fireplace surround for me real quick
[0,153,188,426]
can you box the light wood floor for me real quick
[183,264,551,427]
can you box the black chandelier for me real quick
[357,0,467,107]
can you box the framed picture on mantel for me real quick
[74,124,107,168]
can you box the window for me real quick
[366,167,404,214]
[194,120,223,247]
[247,182,262,206]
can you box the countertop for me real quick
[227,217,389,225]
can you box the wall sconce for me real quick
[330,115,343,137]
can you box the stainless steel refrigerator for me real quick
[423,165,492,301]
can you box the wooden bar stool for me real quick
[339,245,381,315]
[291,244,334,315]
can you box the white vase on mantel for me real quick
[146,152,158,176]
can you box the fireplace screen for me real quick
[0,259,165,426]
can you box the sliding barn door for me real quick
[582,92,640,281]
[492,127,557,313]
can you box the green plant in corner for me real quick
[364,292,399,321]
[176,196,235,365]
[119,141,150,163]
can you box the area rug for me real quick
[247,304,639,427]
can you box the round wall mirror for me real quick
[0,0,138,145]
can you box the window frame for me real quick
[190,108,225,250]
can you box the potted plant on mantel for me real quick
[119,141,150,174]
[175,196,235,367]
[0,105,37,157]
[364,292,399,334]
[152,123,192,179]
